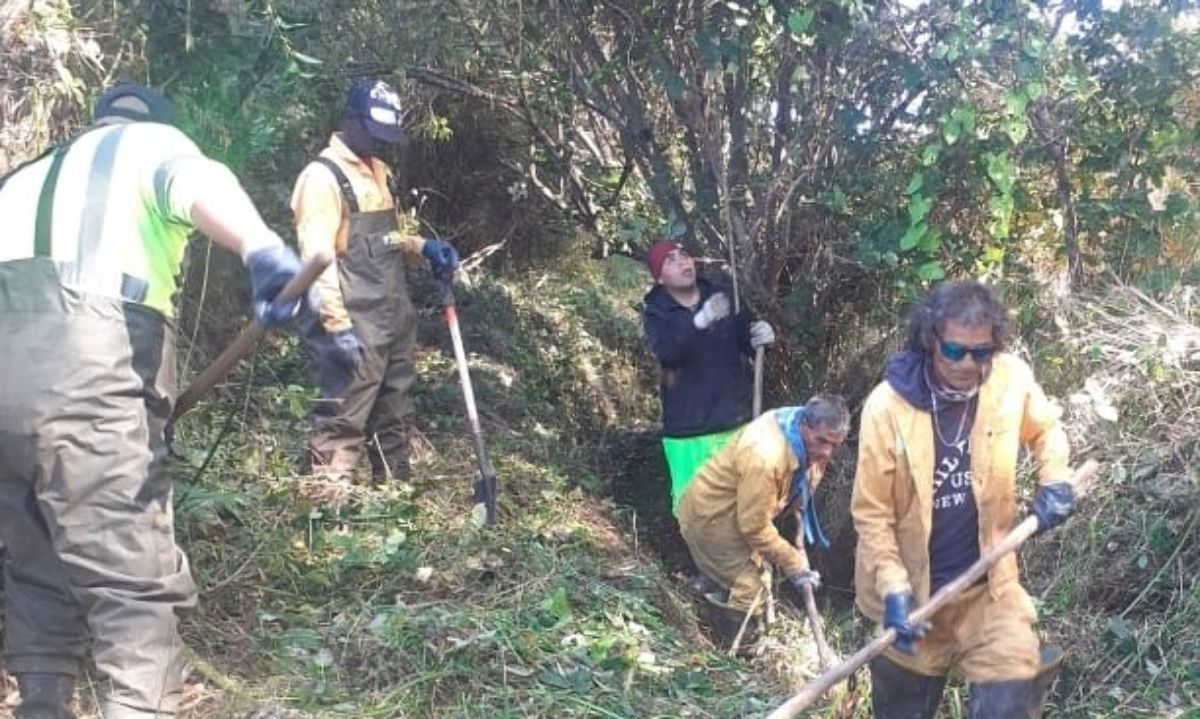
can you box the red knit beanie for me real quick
[647,240,683,280]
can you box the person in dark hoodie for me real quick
[641,240,775,515]
[851,280,1078,719]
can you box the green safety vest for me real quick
[0,122,205,317]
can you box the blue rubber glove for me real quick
[789,569,822,592]
[422,237,460,279]
[325,329,364,373]
[244,245,303,327]
[884,592,928,655]
[1031,482,1076,534]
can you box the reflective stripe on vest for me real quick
[24,125,152,305]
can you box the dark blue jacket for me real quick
[642,277,754,438]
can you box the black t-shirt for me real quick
[928,397,981,593]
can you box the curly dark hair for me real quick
[906,280,1012,353]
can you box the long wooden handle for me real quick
[172,251,331,421]
[753,345,765,418]
[801,583,834,671]
[766,459,1100,719]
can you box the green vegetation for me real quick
[168,261,843,718]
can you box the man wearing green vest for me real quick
[0,83,324,718]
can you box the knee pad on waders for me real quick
[1028,645,1065,718]
[968,679,1034,719]
[15,673,75,719]
[868,655,946,719]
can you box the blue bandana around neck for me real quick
[774,407,831,549]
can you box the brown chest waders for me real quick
[304,158,418,481]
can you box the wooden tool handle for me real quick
[766,459,1100,719]
[172,251,331,421]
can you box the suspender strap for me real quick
[33,143,73,258]
[315,156,360,214]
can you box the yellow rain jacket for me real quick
[852,352,1071,621]
[678,411,822,608]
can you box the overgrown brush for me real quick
[154,260,842,719]
[1023,283,1200,717]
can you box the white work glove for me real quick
[750,320,775,348]
[693,292,731,330]
[789,569,822,592]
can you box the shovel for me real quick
[766,459,1101,719]
[436,274,498,525]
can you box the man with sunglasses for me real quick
[852,280,1077,718]
[292,78,459,484]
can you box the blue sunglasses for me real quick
[937,337,995,363]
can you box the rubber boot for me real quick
[968,679,1034,719]
[707,603,759,652]
[15,673,75,719]
[685,572,726,601]
[1028,646,1064,718]
[868,655,947,719]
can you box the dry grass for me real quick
[1022,282,1200,717]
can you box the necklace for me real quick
[931,391,975,447]
[925,364,977,447]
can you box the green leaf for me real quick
[540,587,572,621]
[1026,81,1046,101]
[919,227,943,252]
[662,71,686,100]
[1024,37,1047,59]
[788,9,815,34]
[1004,118,1029,145]
[921,144,942,166]
[908,195,933,224]
[956,106,976,135]
[1004,90,1028,116]
[1106,616,1132,641]
[1165,194,1190,217]
[906,172,925,195]
[787,9,816,34]
[988,192,1014,219]
[900,223,926,251]
[290,50,323,66]
[984,152,1015,193]
[941,118,961,145]
[917,261,946,281]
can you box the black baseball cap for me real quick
[345,78,406,145]
[94,83,175,125]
